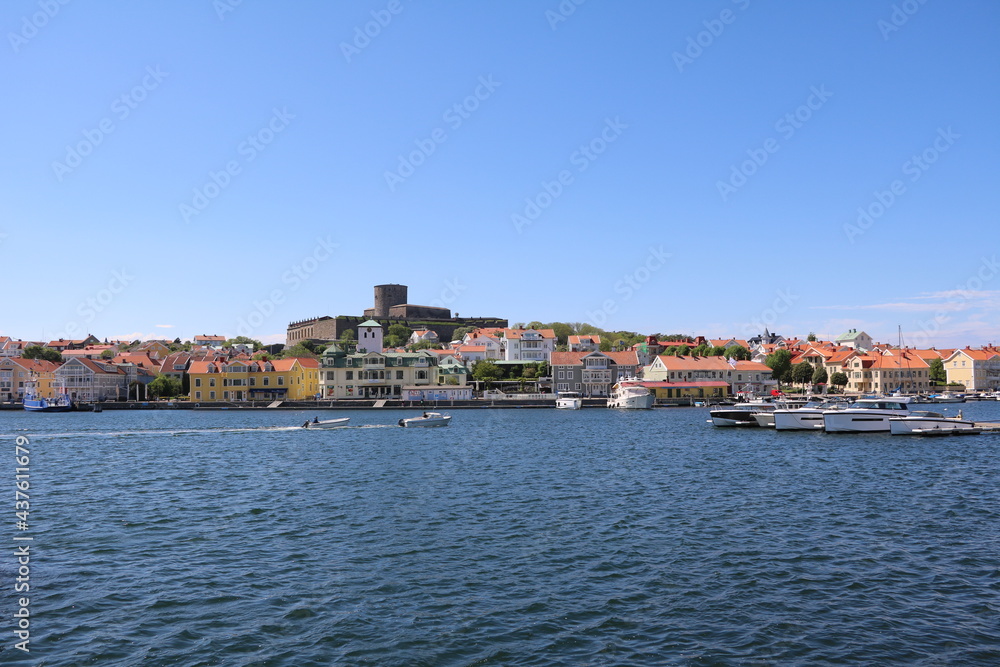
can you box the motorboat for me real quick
[927,392,965,403]
[398,411,451,427]
[555,391,583,410]
[889,410,980,435]
[773,399,848,431]
[606,379,654,409]
[709,400,776,427]
[301,417,350,429]
[823,396,917,433]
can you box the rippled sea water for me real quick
[2,403,1000,666]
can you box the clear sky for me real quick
[3,1,998,348]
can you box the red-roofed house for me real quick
[502,328,556,362]
[943,347,1000,391]
[644,354,776,396]
[568,335,601,352]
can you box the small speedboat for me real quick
[398,411,451,427]
[889,411,979,436]
[301,417,350,429]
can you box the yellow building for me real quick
[188,357,320,402]
[0,358,61,402]
[943,348,1000,391]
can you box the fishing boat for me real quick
[301,417,350,429]
[398,411,451,427]
[555,391,583,410]
[606,379,654,409]
[22,378,72,412]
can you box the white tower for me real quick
[356,320,384,354]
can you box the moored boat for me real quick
[774,399,849,431]
[888,410,979,435]
[709,400,776,427]
[23,378,72,412]
[398,411,451,427]
[606,379,654,409]
[555,391,583,410]
[823,396,916,433]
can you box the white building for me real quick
[501,328,556,362]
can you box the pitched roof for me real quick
[551,351,639,367]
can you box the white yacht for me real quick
[709,400,776,427]
[889,410,979,435]
[555,391,583,410]
[773,399,848,431]
[606,380,654,409]
[822,396,917,433]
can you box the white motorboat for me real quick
[301,417,350,429]
[927,392,965,403]
[555,391,583,410]
[398,411,451,427]
[709,401,776,427]
[773,399,848,431]
[606,380,654,409]
[823,396,917,433]
[889,411,980,435]
[751,398,810,427]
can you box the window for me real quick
[250,377,256,386]
[346,371,353,380]
[210,391,216,399]
[396,371,403,379]
[263,377,270,386]
[209,378,216,387]
[195,378,201,387]
[277,377,284,386]
[575,383,581,390]
[195,391,201,400]
[224,391,230,400]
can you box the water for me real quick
[3,403,1000,665]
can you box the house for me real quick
[502,328,557,362]
[193,334,227,348]
[54,358,129,402]
[550,350,639,397]
[643,355,776,396]
[188,357,319,402]
[46,335,100,351]
[137,340,171,359]
[867,349,931,393]
[407,329,440,346]
[835,329,873,352]
[942,347,1000,391]
[568,335,601,352]
[318,344,448,399]
[403,355,473,400]
[0,358,60,402]
[747,329,784,351]
[159,352,193,386]
[461,329,504,359]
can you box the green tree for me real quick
[548,322,573,347]
[224,336,263,349]
[929,358,946,384]
[100,349,115,360]
[812,366,828,385]
[471,360,502,387]
[807,332,817,342]
[279,343,319,359]
[691,343,711,357]
[385,324,412,349]
[726,345,751,361]
[830,371,849,388]
[451,326,475,342]
[675,345,691,356]
[792,361,814,385]
[148,375,182,398]
[765,349,793,386]
[22,346,62,363]
[711,345,728,356]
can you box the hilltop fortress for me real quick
[286,284,507,347]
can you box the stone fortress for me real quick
[286,284,507,347]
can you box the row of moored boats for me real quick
[709,396,983,435]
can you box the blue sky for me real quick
[2,0,998,348]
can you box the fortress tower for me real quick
[372,284,408,318]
